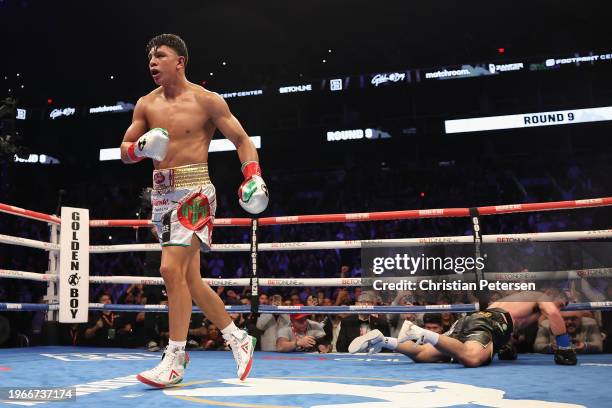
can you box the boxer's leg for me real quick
[185,232,255,381]
[137,244,192,387]
[160,244,194,342]
[432,336,493,367]
[396,341,450,363]
[185,233,231,329]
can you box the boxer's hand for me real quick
[127,128,169,162]
[238,161,269,214]
[554,347,577,365]
[497,342,518,360]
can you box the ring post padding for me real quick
[250,218,259,315]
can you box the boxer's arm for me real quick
[120,98,148,163]
[207,92,258,164]
[540,300,578,364]
[538,301,566,335]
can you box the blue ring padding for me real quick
[563,302,612,311]
[0,303,250,313]
[258,304,479,314]
[2,302,612,313]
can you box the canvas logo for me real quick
[164,377,583,407]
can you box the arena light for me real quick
[445,106,612,134]
[99,136,262,161]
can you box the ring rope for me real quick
[2,302,612,313]
[2,197,611,227]
[1,229,610,254]
[3,268,612,286]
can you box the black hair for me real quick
[423,313,443,326]
[146,33,188,65]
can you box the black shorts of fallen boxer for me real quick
[446,308,514,363]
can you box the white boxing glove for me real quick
[238,161,269,214]
[127,128,169,162]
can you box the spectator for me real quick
[329,314,343,352]
[276,307,330,353]
[256,294,288,351]
[144,289,169,351]
[186,313,207,349]
[335,292,390,352]
[201,323,228,351]
[534,311,603,353]
[84,294,134,347]
[423,314,444,334]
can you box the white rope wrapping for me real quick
[0,233,60,251]
[3,268,612,286]
[2,229,610,254]
[82,229,612,254]
[0,269,56,282]
[89,243,250,253]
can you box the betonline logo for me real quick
[279,84,312,94]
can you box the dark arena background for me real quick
[1,1,612,407]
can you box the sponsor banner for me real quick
[49,107,76,120]
[220,89,263,99]
[279,83,313,94]
[545,52,612,67]
[329,78,344,91]
[487,62,524,74]
[369,71,410,87]
[59,207,89,323]
[445,106,612,134]
[423,65,484,80]
[89,101,135,114]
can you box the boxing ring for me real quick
[1,198,612,407]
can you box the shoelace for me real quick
[150,351,177,377]
[229,335,247,365]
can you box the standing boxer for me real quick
[120,34,269,387]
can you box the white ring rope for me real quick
[0,233,60,251]
[2,229,610,254]
[3,268,612,286]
